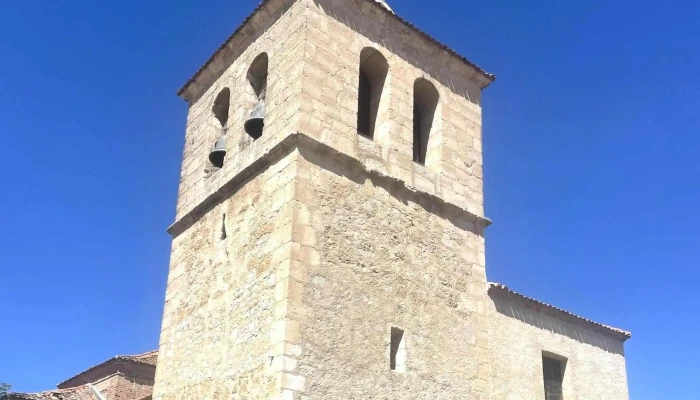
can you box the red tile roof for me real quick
[9,385,97,400]
[11,351,158,400]
[177,0,495,101]
[117,350,158,366]
[57,350,158,389]
[488,282,632,340]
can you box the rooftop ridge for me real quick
[116,350,159,364]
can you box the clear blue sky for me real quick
[0,0,698,398]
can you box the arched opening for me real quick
[212,88,231,127]
[413,78,439,165]
[245,53,269,140]
[209,88,230,169]
[357,48,389,139]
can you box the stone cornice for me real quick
[167,133,491,238]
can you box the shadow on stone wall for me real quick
[313,0,483,105]
[489,291,626,356]
[171,133,485,238]
[298,136,485,236]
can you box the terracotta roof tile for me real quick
[488,282,632,340]
[117,350,158,366]
[57,350,157,389]
[9,385,97,400]
[178,0,495,100]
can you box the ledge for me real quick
[167,132,491,238]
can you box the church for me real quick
[11,0,631,399]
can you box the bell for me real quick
[208,135,227,168]
[244,102,265,139]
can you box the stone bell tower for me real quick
[154,0,494,398]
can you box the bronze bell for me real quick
[209,134,227,168]
[244,102,265,139]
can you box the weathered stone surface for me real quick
[155,149,298,400]
[291,145,489,399]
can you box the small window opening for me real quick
[358,70,371,136]
[390,327,406,372]
[413,78,439,165]
[220,214,228,240]
[245,53,269,140]
[542,354,566,400]
[357,48,389,139]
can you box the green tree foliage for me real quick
[0,383,11,400]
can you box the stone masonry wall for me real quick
[154,150,299,400]
[277,4,493,395]
[161,0,492,398]
[284,145,490,399]
[487,291,630,400]
[93,374,154,400]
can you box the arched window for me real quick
[357,48,389,139]
[413,78,439,165]
[209,88,231,169]
[244,53,269,140]
[212,88,231,127]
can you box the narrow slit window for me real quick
[542,354,565,400]
[412,78,439,165]
[357,48,388,139]
[390,327,406,372]
[220,213,227,240]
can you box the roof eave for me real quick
[488,282,632,341]
[57,352,158,389]
[176,0,275,102]
[177,0,495,103]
